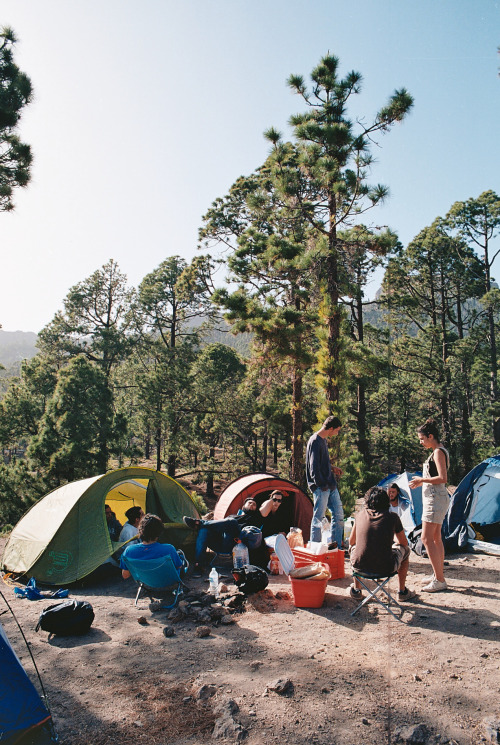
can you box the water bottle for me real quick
[321,517,331,547]
[232,539,249,569]
[344,517,355,545]
[209,567,219,597]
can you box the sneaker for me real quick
[327,541,338,550]
[349,585,363,599]
[398,587,417,602]
[191,564,203,578]
[183,516,202,531]
[422,578,448,593]
[420,574,435,584]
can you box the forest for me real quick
[1,48,500,529]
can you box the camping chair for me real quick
[123,551,189,609]
[350,569,403,621]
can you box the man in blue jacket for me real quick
[306,416,344,549]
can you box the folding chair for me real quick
[123,551,189,609]
[350,569,403,620]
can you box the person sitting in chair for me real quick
[349,487,415,602]
[120,514,183,579]
[183,498,264,577]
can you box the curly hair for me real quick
[138,514,164,542]
[364,486,390,512]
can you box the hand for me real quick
[408,477,422,489]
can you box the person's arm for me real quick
[394,529,408,547]
[349,522,357,548]
[259,499,274,517]
[409,448,447,488]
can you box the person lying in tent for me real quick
[120,514,183,579]
[349,487,416,603]
[105,504,122,542]
[259,490,292,550]
[183,498,264,577]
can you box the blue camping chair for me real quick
[123,551,189,609]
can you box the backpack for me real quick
[232,564,269,595]
[35,599,94,636]
[240,525,263,549]
[407,526,428,558]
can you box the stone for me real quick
[220,615,235,625]
[194,684,216,700]
[482,718,500,743]
[137,617,148,625]
[195,625,211,638]
[394,723,431,744]
[267,678,294,695]
[162,625,175,638]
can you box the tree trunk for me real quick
[290,369,304,484]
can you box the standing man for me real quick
[306,416,344,548]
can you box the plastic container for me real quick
[232,540,249,569]
[209,567,219,597]
[344,517,355,545]
[289,562,330,608]
[292,547,345,580]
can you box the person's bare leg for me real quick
[422,522,445,583]
[397,555,409,592]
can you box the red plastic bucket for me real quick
[289,562,329,608]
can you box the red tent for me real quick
[214,473,313,542]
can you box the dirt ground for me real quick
[1,535,499,745]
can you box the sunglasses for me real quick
[272,498,282,503]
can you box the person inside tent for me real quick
[387,484,414,522]
[120,514,183,578]
[183,498,264,577]
[349,486,416,602]
[105,504,122,542]
[119,506,144,545]
[259,490,292,550]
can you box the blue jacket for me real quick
[306,432,336,492]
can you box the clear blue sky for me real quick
[1,0,499,332]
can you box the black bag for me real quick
[232,564,269,595]
[36,599,94,636]
[407,526,428,558]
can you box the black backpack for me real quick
[407,526,428,558]
[36,599,94,636]
[232,564,269,595]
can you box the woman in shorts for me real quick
[409,419,450,592]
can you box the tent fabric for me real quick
[376,471,421,533]
[2,467,199,585]
[443,454,500,552]
[0,620,51,743]
[214,473,313,542]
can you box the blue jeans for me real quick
[195,518,241,564]
[310,487,344,547]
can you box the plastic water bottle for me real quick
[321,517,331,547]
[232,539,249,569]
[209,567,219,597]
[344,517,355,545]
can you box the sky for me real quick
[0,0,499,333]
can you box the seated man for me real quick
[119,506,145,544]
[105,504,122,542]
[183,498,264,577]
[259,490,291,550]
[349,486,415,602]
[120,513,183,579]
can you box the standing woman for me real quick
[409,419,450,592]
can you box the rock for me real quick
[413,674,422,681]
[362,718,370,725]
[220,615,235,625]
[177,600,190,614]
[394,723,431,744]
[162,625,175,638]
[482,718,500,743]
[148,602,164,612]
[194,684,216,700]
[212,715,247,741]
[219,583,229,593]
[167,608,184,623]
[275,591,291,600]
[137,617,148,625]
[214,699,239,717]
[195,625,211,638]
[267,678,294,695]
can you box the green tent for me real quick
[2,467,199,585]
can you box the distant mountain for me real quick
[0,330,38,370]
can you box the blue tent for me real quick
[377,471,421,533]
[0,620,52,744]
[443,454,500,554]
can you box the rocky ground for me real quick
[1,536,499,745]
